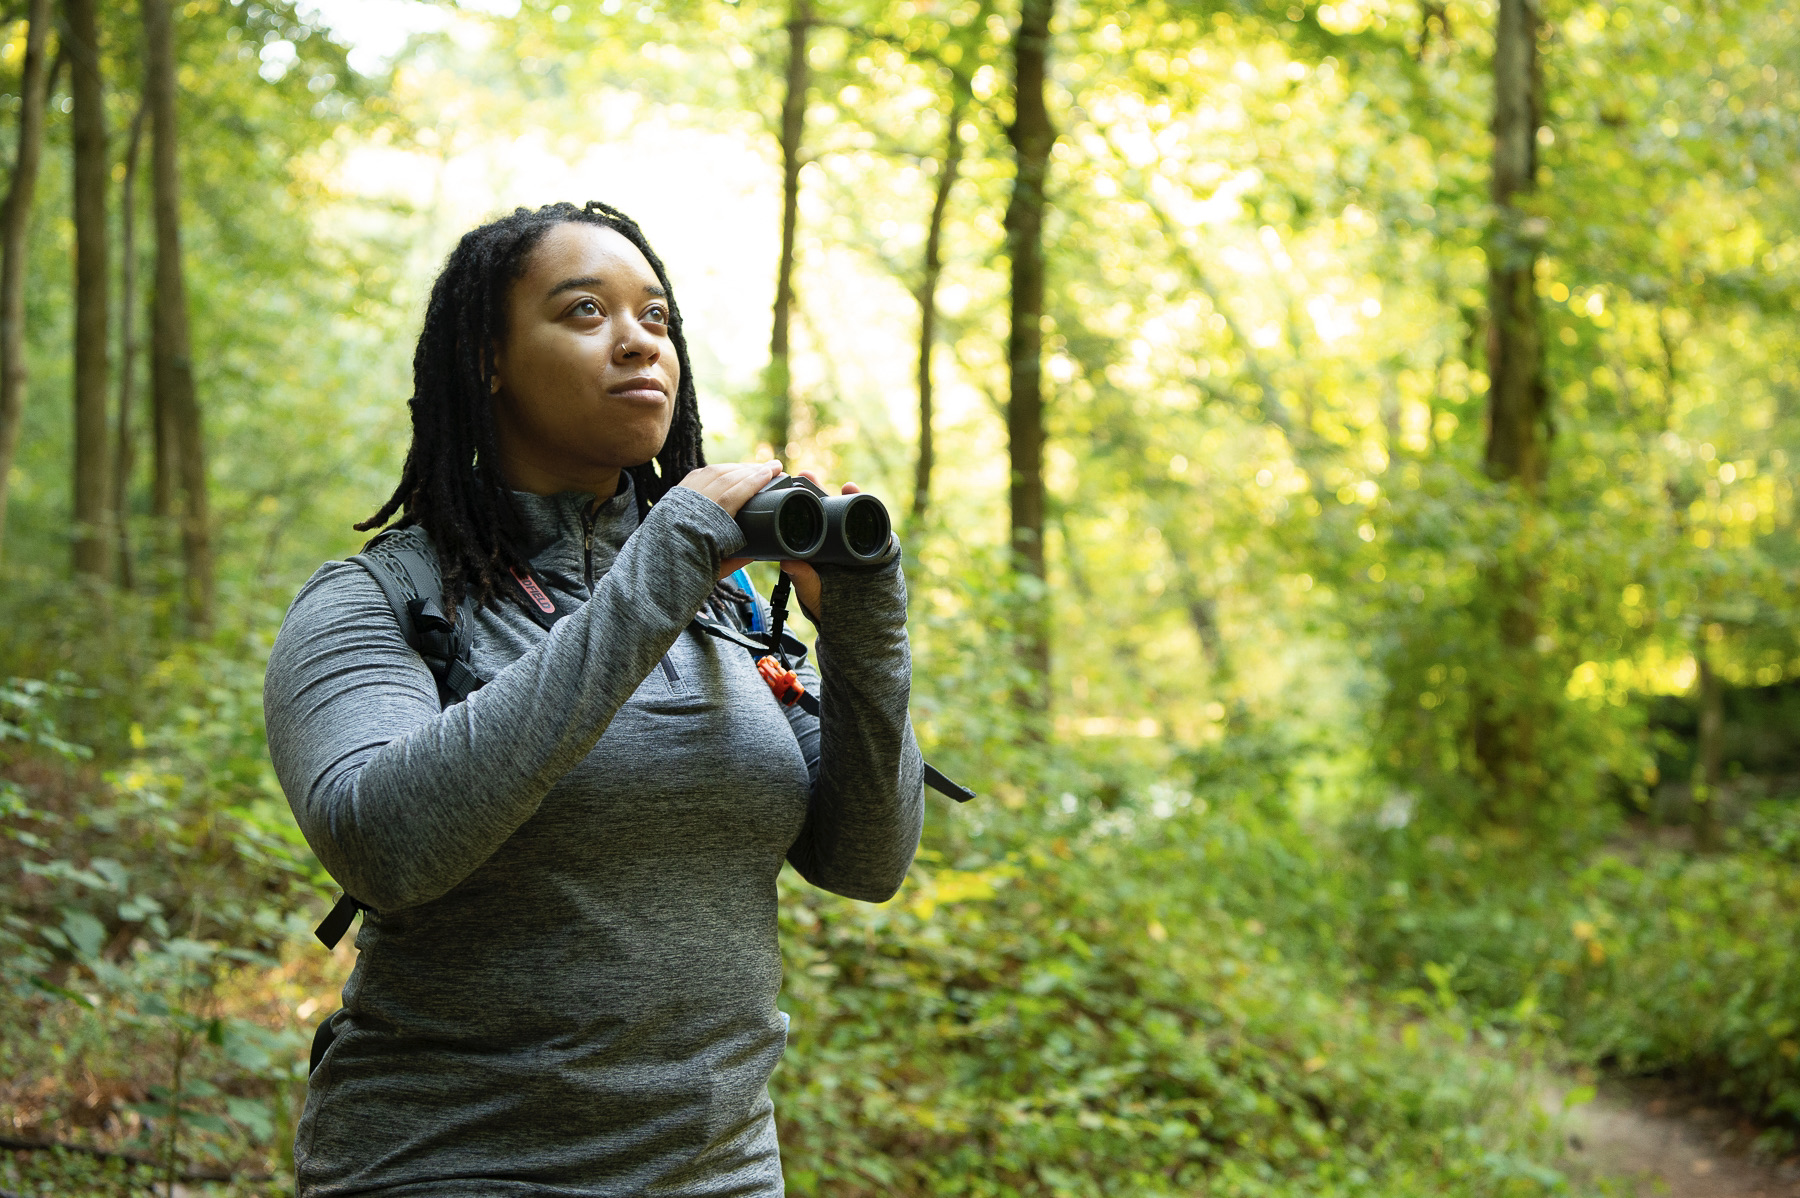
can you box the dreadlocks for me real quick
[357,201,708,612]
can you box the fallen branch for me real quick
[0,1134,273,1183]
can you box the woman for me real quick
[264,200,924,1196]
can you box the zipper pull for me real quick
[582,503,600,589]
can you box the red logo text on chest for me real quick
[512,569,556,614]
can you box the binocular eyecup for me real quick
[734,475,895,567]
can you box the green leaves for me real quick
[1361,821,1800,1151]
[770,776,1566,1195]
[0,675,96,763]
[56,907,107,960]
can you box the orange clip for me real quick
[757,655,805,707]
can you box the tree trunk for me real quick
[0,0,54,561]
[149,41,172,523]
[1004,0,1054,715]
[144,0,210,625]
[113,100,147,589]
[765,0,810,457]
[1483,0,1546,491]
[1694,640,1723,850]
[1472,0,1548,815]
[67,0,109,580]
[151,324,173,517]
[912,82,966,524]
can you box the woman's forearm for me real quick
[784,559,925,902]
[265,488,745,911]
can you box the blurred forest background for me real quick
[2,0,1799,1193]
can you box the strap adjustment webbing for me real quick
[315,892,365,950]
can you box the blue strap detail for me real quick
[730,568,766,632]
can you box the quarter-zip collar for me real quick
[509,476,639,598]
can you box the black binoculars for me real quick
[734,475,895,566]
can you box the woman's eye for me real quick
[645,304,668,324]
[573,299,600,318]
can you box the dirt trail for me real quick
[1557,1080,1800,1197]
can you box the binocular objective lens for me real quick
[777,495,824,553]
[843,500,888,556]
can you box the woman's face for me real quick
[489,222,681,495]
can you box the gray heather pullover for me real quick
[263,480,924,1197]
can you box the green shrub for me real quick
[1,601,318,1189]
[772,767,1569,1197]
[1357,820,1800,1149]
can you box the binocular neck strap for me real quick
[697,570,979,806]
[766,574,795,668]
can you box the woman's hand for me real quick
[778,473,860,620]
[681,460,783,517]
[699,466,863,620]
[684,460,782,582]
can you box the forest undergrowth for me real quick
[7,579,1794,1198]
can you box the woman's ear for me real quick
[487,343,504,395]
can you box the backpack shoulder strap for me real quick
[348,528,429,642]
[319,532,487,949]
[349,530,487,708]
[353,539,414,638]
[726,567,767,633]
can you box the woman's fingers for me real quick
[679,461,782,517]
[780,560,823,621]
[716,462,783,514]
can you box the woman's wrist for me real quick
[813,549,907,637]
[650,484,749,569]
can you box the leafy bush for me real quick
[1357,818,1800,1149]
[1,596,324,1189]
[772,761,1569,1197]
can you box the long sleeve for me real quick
[782,556,925,902]
[263,487,745,912]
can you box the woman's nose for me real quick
[614,320,659,363]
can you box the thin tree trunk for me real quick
[912,82,966,523]
[144,0,210,625]
[149,31,172,525]
[151,328,172,516]
[1694,639,1723,851]
[0,0,54,560]
[1166,532,1224,674]
[1471,0,1548,815]
[1004,0,1054,715]
[1483,0,1546,490]
[66,0,109,580]
[765,0,810,456]
[112,99,146,589]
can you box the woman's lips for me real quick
[609,378,668,404]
